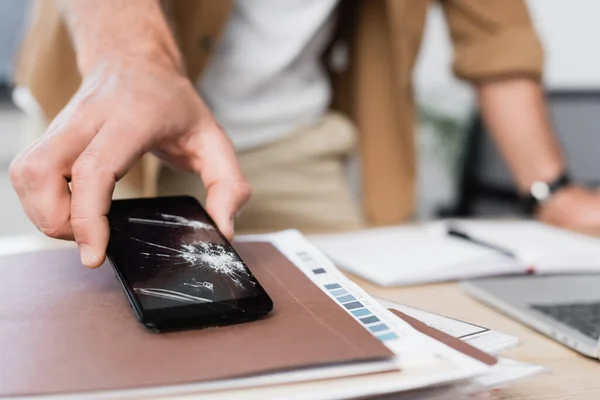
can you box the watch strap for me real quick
[524,172,572,214]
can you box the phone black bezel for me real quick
[106,196,273,332]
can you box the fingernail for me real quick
[79,244,97,268]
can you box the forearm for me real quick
[57,0,182,75]
[477,78,564,193]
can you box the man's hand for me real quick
[537,186,600,236]
[10,0,250,268]
[10,60,250,269]
[476,79,600,236]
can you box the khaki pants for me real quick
[158,113,365,234]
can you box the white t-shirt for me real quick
[198,0,339,150]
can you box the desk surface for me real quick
[2,235,598,399]
[349,276,600,400]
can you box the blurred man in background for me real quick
[10,0,600,268]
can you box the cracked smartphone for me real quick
[106,196,273,332]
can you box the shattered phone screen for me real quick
[107,197,261,311]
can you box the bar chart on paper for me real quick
[322,282,399,342]
[292,248,409,346]
[264,232,453,364]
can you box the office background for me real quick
[1,0,599,237]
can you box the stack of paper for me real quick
[231,231,542,398]
[377,298,544,393]
[0,230,541,399]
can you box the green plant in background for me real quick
[418,104,470,180]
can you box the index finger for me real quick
[70,123,142,268]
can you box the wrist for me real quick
[60,0,183,77]
[516,159,565,193]
[77,43,184,78]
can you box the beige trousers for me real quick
[157,112,365,235]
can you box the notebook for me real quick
[0,242,394,397]
[447,220,600,273]
[310,220,600,287]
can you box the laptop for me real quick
[461,275,600,358]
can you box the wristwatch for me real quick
[524,172,572,214]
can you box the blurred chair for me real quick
[0,1,29,86]
[0,1,33,171]
[445,91,600,218]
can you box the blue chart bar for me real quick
[343,301,364,310]
[336,294,356,304]
[360,315,380,324]
[351,308,371,317]
[330,288,349,297]
[369,324,389,333]
[325,283,342,290]
[377,332,399,342]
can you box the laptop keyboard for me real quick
[531,302,600,340]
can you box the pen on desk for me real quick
[446,226,517,259]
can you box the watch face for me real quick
[531,181,551,202]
